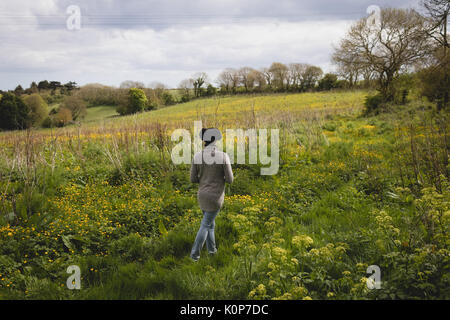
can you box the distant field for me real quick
[0,90,368,137]
[136,90,366,121]
[0,90,368,138]
[46,103,118,123]
[83,105,119,122]
[85,90,369,131]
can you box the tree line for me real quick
[0,81,177,130]
[177,64,356,102]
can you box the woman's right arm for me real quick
[223,153,234,184]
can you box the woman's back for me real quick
[190,143,233,212]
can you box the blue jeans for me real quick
[190,210,219,261]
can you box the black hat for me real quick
[200,128,222,143]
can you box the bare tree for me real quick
[179,79,194,89]
[238,67,255,92]
[301,65,323,90]
[248,69,266,91]
[148,81,168,89]
[288,63,307,91]
[261,67,273,90]
[269,62,289,91]
[120,80,145,89]
[217,69,232,92]
[192,72,209,97]
[420,0,449,108]
[361,66,377,88]
[217,68,239,93]
[421,0,449,54]
[331,45,363,87]
[178,78,194,98]
[334,8,431,101]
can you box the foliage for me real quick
[54,108,73,127]
[23,94,48,127]
[0,92,31,130]
[117,88,148,115]
[333,8,431,103]
[364,94,385,115]
[418,58,449,110]
[161,91,175,106]
[60,95,87,121]
[318,74,338,91]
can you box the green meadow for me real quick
[0,90,448,300]
[83,105,119,122]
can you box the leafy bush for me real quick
[418,57,449,110]
[129,88,148,114]
[0,92,31,130]
[161,91,175,106]
[23,94,48,127]
[54,108,73,127]
[364,94,385,114]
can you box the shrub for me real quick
[180,94,191,103]
[392,73,416,105]
[41,116,54,128]
[77,84,125,107]
[54,108,73,127]
[0,92,31,130]
[418,60,449,110]
[60,95,87,120]
[364,94,385,114]
[116,104,127,116]
[116,88,148,115]
[23,94,48,127]
[206,84,217,96]
[318,73,338,91]
[145,100,158,111]
[128,88,148,114]
[161,91,175,106]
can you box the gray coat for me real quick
[190,143,234,212]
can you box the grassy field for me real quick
[47,103,119,123]
[102,90,367,129]
[0,90,448,300]
[83,105,119,122]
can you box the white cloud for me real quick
[0,0,417,90]
[0,19,352,89]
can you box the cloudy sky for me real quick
[0,0,420,90]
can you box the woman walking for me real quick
[190,128,233,262]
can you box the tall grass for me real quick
[0,90,448,300]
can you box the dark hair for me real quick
[200,128,222,146]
